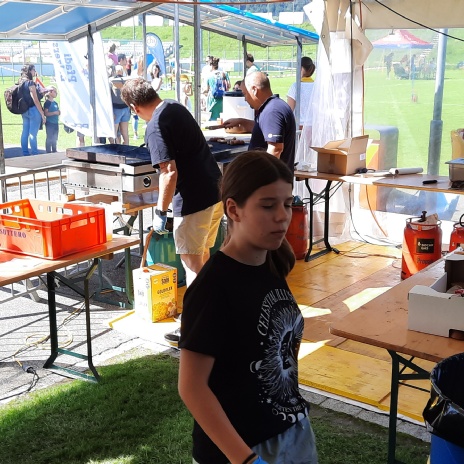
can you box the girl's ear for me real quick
[225,198,240,222]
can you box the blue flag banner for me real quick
[146,32,166,76]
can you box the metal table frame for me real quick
[0,237,139,382]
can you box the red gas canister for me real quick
[286,197,309,260]
[401,211,442,279]
[449,214,464,252]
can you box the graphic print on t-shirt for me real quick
[252,288,308,423]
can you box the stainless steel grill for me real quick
[63,145,159,204]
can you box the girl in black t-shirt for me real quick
[179,151,318,464]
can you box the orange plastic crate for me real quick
[0,199,107,259]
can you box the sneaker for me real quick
[133,135,138,140]
[164,327,181,347]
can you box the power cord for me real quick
[1,301,86,403]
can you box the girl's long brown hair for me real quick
[220,150,295,278]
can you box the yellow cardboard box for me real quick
[133,263,178,322]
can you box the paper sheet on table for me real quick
[389,167,423,175]
[0,257,44,273]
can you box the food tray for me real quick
[0,199,106,259]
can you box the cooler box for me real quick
[222,91,254,122]
[133,263,178,322]
[0,198,106,259]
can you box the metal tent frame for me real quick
[0,0,318,172]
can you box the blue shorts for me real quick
[113,107,130,124]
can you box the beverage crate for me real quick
[0,199,106,259]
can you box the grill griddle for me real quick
[66,144,151,167]
[67,142,248,166]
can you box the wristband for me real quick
[155,208,167,217]
[242,452,257,464]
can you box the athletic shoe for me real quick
[133,135,138,140]
[164,327,181,347]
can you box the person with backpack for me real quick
[205,57,229,122]
[19,64,48,156]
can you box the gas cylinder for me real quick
[449,214,464,252]
[286,196,309,260]
[401,211,442,279]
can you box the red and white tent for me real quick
[372,29,434,50]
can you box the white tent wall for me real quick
[298,0,463,248]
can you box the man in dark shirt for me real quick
[222,71,296,171]
[121,78,223,346]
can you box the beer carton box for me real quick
[133,263,178,322]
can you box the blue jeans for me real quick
[45,122,59,153]
[21,106,42,155]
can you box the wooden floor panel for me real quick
[293,242,431,422]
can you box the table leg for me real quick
[43,259,100,382]
[387,350,430,464]
[388,350,400,464]
[304,178,340,261]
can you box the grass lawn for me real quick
[0,352,430,464]
[1,67,463,178]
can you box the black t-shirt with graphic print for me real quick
[179,251,309,464]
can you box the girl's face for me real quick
[227,179,293,253]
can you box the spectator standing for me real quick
[118,53,128,73]
[246,53,261,75]
[109,65,130,144]
[18,64,48,156]
[286,56,316,131]
[43,86,60,153]
[178,151,318,464]
[149,63,163,92]
[223,72,296,171]
[107,43,118,66]
[205,57,229,121]
[126,55,133,76]
[121,78,224,346]
[384,52,394,79]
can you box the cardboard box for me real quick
[313,135,368,175]
[133,263,178,322]
[408,251,464,337]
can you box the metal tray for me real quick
[66,144,151,166]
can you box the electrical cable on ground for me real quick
[2,300,87,402]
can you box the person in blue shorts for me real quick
[222,72,296,172]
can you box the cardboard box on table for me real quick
[133,263,178,322]
[313,135,368,175]
[408,251,464,338]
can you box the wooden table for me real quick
[330,259,464,463]
[0,236,139,382]
[294,170,457,261]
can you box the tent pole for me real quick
[427,29,448,175]
[194,5,201,123]
[87,30,98,144]
[295,38,302,129]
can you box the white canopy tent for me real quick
[297,0,464,246]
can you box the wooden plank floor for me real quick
[290,241,433,422]
[166,241,432,422]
